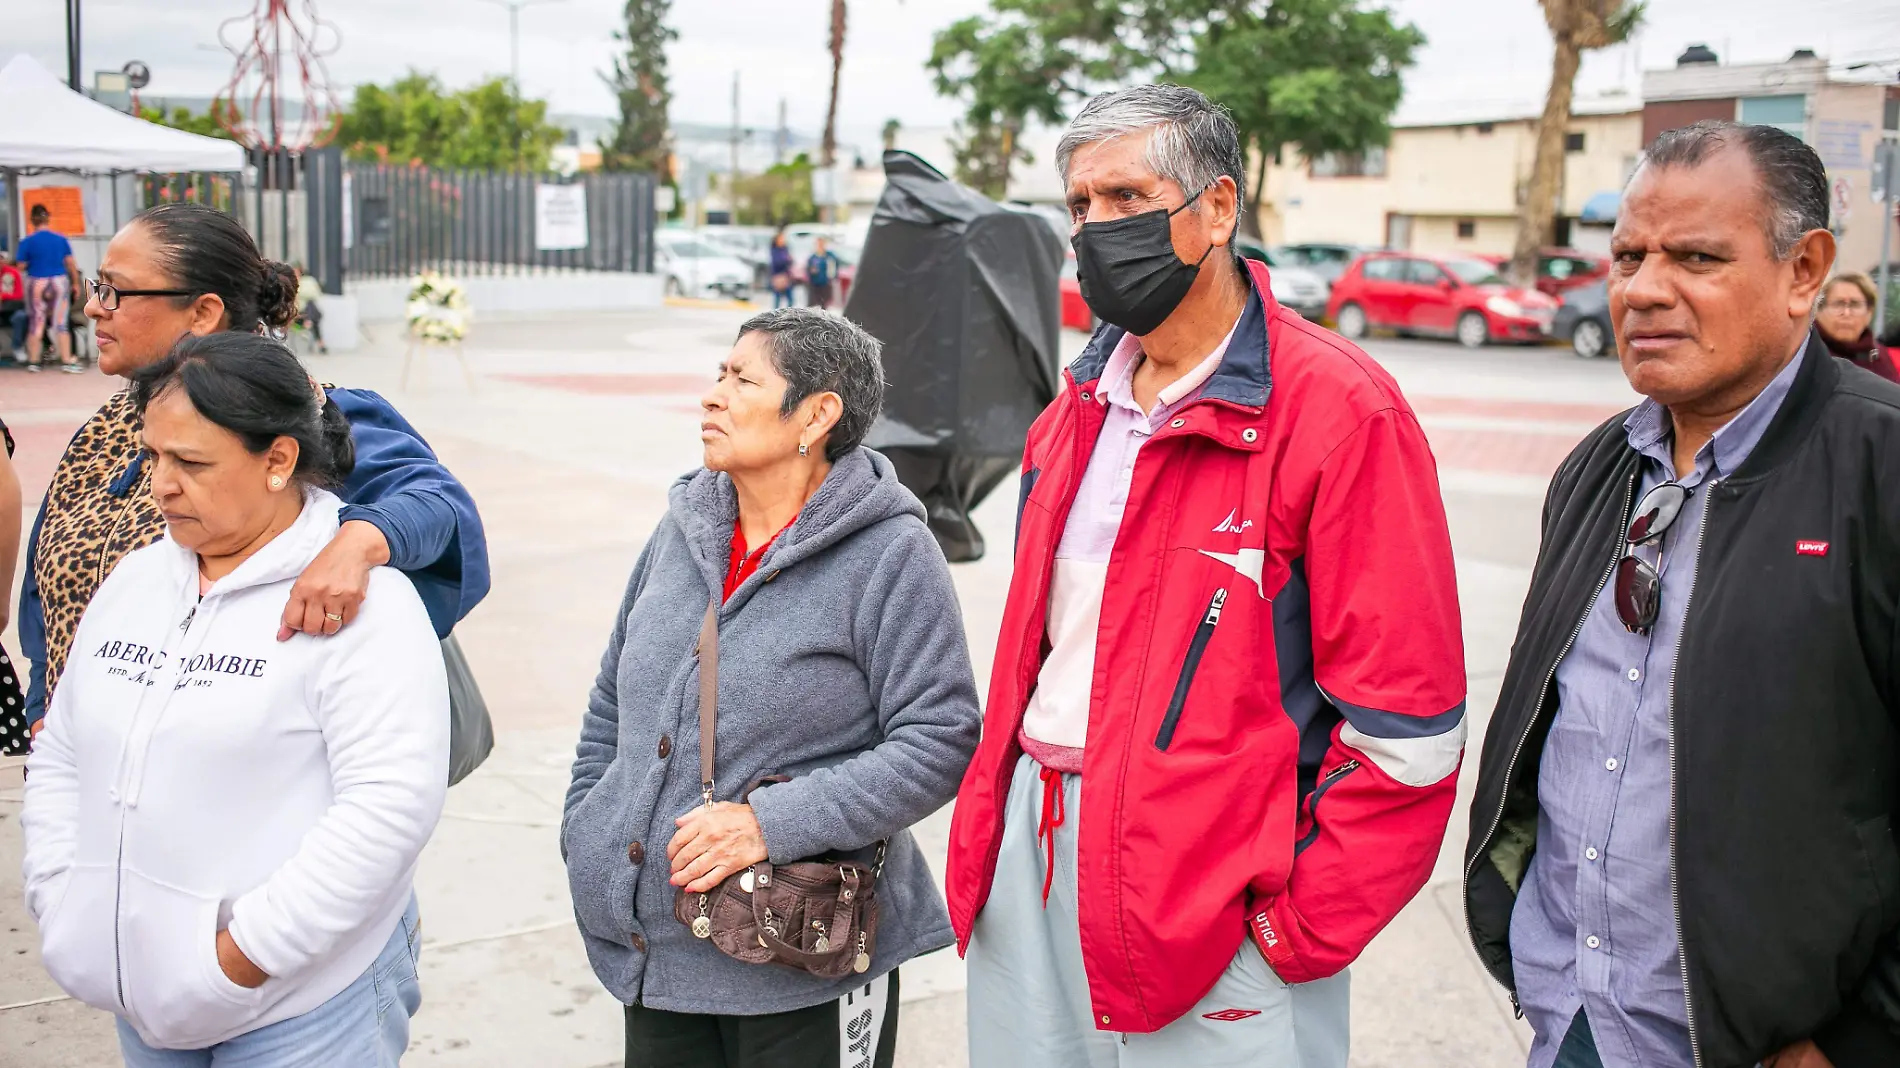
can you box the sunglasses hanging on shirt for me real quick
[1613,481,1691,635]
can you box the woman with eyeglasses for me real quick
[1816,272,1897,382]
[15,202,488,742]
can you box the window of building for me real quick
[1456,219,1477,239]
[1739,94,1806,141]
[1565,131,1586,153]
[1476,123,1495,135]
[1310,146,1388,178]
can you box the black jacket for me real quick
[1464,332,1900,1068]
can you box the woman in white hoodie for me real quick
[21,331,450,1066]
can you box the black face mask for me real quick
[1072,186,1214,336]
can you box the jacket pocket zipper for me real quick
[1294,759,1362,856]
[1154,588,1227,751]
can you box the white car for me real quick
[655,233,754,301]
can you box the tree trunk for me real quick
[1243,140,1270,240]
[1512,32,1582,287]
[822,0,846,168]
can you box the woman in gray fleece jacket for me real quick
[563,308,981,1067]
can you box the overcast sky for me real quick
[9,0,1899,156]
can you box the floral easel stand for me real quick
[403,272,475,391]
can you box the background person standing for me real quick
[16,204,83,374]
[805,237,840,309]
[1815,272,1896,382]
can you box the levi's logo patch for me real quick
[1203,1009,1262,1022]
[1796,540,1829,557]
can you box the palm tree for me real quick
[821,0,847,169]
[1509,0,1643,287]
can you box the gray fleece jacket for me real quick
[563,447,981,1014]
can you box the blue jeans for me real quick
[772,286,794,309]
[117,901,422,1067]
[1551,1011,1602,1068]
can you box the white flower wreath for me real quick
[406,271,470,345]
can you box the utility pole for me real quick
[1877,134,1898,336]
[776,97,788,165]
[729,70,741,220]
[476,0,566,90]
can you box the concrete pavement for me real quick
[0,307,1638,1066]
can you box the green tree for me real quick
[929,0,1422,228]
[601,0,677,176]
[138,100,241,140]
[735,153,821,225]
[1510,0,1642,285]
[337,72,565,170]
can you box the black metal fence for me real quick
[341,164,656,281]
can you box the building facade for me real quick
[1259,95,1643,258]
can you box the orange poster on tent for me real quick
[21,187,86,236]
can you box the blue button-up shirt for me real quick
[1510,347,1805,1068]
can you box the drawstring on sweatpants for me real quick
[1037,764,1066,906]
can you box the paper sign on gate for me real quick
[535,184,589,251]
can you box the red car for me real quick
[1474,248,1609,297]
[1326,252,1558,348]
[1059,253,1095,332]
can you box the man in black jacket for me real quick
[1464,120,1900,1068]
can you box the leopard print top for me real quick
[34,389,166,700]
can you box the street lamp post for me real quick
[476,0,566,90]
[65,0,82,91]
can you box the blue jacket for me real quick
[19,387,488,726]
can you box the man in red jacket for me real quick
[945,84,1467,1067]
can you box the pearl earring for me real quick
[270,476,285,489]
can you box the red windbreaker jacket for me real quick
[945,260,1466,1033]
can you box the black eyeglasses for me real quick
[86,278,195,312]
[1613,481,1691,635]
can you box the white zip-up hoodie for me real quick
[21,488,449,1050]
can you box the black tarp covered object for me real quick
[849,150,1065,562]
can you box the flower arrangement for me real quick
[406,271,469,344]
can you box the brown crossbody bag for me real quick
[673,598,882,978]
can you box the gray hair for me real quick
[1636,120,1828,260]
[1056,84,1247,220]
[735,308,886,462]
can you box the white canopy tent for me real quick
[0,53,244,173]
[0,53,246,272]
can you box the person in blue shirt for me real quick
[15,204,83,374]
[18,202,489,737]
[805,237,841,309]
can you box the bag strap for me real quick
[697,597,719,807]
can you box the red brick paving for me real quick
[1409,395,1624,424]
[1423,426,1583,478]
[4,366,122,502]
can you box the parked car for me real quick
[1059,254,1095,333]
[1235,241,1331,321]
[655,231,754,301]
[1552,278,1613,359]
[1326,251,1558,348]
[1271,242,1382,288]
[1475,248,1610,297]
[699,226,778,289]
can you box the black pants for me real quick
[625,969,899,1068]
[807,282,833,309]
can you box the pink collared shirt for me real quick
[1019,319,1241,774]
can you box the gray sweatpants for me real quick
[966,754,1350,1068]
